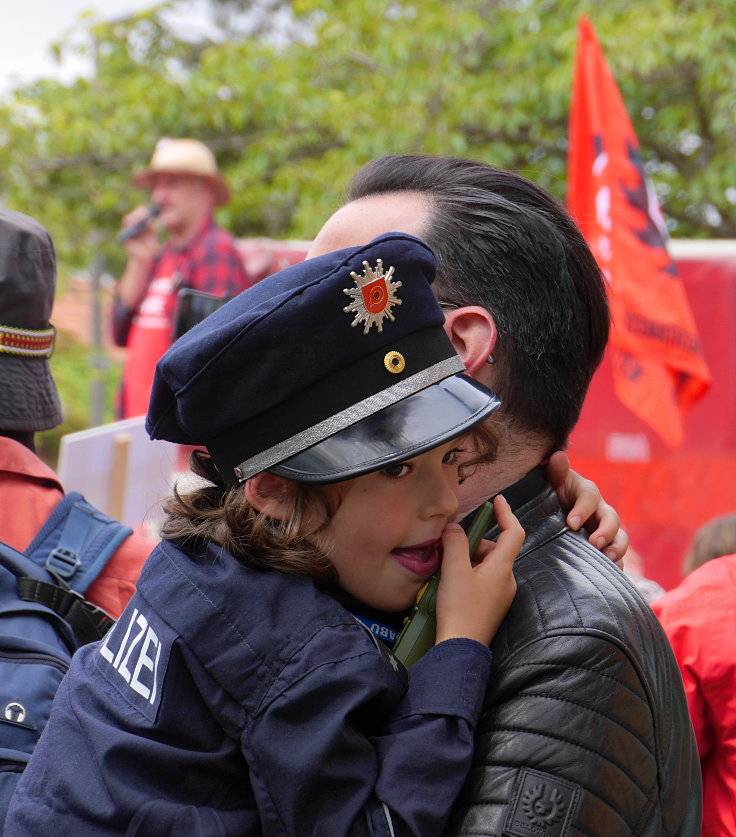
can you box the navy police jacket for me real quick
[7,539,492,836]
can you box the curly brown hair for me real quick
[161,420,498,581]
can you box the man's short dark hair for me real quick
[347,155,610,449]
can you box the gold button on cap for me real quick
[384,351,406,374]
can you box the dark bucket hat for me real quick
[0,209,62,432]
[146,232,500,485]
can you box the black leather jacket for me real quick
[446,470,702,836]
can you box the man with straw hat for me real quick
[112,138,252,419]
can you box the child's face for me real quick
[315,439,465,612]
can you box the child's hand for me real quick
[546,450,627,567]
[435,495,523,646]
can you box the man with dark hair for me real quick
[347,155,608,456]
[309,155,701,835]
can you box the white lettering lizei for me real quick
[99,608,162,705]
[130,627,162,701]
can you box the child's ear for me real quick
[244,472,295,520]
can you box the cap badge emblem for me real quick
[343,259,402,334]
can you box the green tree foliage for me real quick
[1,0,735,273]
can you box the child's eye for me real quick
[443,448,464,465]
[382,462,411,478]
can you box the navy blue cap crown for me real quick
[146,233,466,483]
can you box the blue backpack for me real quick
[0,492,132,827]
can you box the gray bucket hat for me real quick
[0,209,62,432]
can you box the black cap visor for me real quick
[269,374,500,484]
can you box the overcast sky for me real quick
[1,1,166,95]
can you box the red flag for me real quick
[567,16,710,446]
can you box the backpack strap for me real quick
[24,492,133,595]
[0,541,114,646]
[16,576,114,644]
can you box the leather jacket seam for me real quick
[501,657,653,706]
[500,688,652,742]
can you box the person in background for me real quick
[0,208,152,618]
[307,154,701,834]
[681,512,736,576]
[652,512,736,837]
[112,137,252,418]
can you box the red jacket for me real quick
[652,555,736,837]
[0,436,153,619]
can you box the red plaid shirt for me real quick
[113,218,252,417]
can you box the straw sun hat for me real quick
[132,138,230,206]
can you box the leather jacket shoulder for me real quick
[446,481,702,837]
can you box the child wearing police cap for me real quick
[8,233,523,836]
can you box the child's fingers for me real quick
[471,496,524,571]
[440,523,470,569]
[491,495,525,551]
[436,502,521,646]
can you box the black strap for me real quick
[17,576,115,646]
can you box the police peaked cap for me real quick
[146,233,500,485]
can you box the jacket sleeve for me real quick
[244,631,492,837]
[446,629,689,835]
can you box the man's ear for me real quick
[442,306,498,376]
[244,472,295,520]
